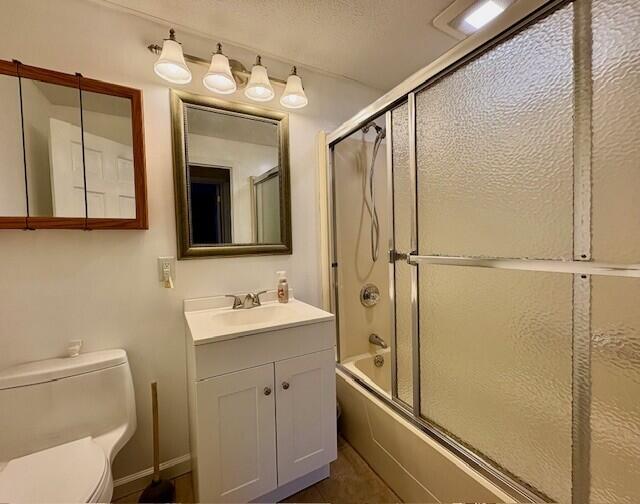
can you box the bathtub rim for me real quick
[341,348,392,397]
[336,363,549,503]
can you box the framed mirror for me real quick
[0,59,148,230]
[171,90,292,258]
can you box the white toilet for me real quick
[0,349,136,503]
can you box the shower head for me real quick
[362,122,385,138]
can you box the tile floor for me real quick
[113,436,399,503]
[113,472,193,504]
[283,436,400,503]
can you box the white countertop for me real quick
[184,293,335,345]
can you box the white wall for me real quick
[0,0,381,479]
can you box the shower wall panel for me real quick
[416,5,574,260]
[333,129,391,362]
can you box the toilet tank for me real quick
[0,350,136,463]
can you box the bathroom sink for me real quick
[213,303,291,327]
[184,294,335,345]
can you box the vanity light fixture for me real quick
[203,43,237,94]
[280,66,308,109]
[149,32,308,108]
[464,0,505,30]
[245,55,275,102]
[153,29,192,84]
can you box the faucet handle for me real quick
[253,290,268,306]
[225,294,243,309]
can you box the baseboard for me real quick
[112,454,192,500]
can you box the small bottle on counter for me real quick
[277,270,289,303]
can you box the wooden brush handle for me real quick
[151,382,160,481]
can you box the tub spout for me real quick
[369,333,388,349]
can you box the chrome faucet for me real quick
[226,291,267,310]
[369,333,388,349]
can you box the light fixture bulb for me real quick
[244,56,274,102]
[280,66,308,109]
[203,43,237,94]
[464,0,505,30]
[153,29,192,84]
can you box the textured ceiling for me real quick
[98,0,460,91]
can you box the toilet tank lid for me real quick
[0,350,128,390]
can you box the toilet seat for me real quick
[0,437,109,503]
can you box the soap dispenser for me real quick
[277,270,289,303]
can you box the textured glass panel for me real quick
[391,102,413,405]
[333,122,391,379]
[592,0,640,263]
[416,5,574,259]
[419,265,572,501]
[591,277,640,503]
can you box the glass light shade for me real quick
[245,64,274,102]
[154,38,192,84]
[203,53,236,94]
[280,73,308,109]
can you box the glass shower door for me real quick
[389,101,415,408]
[333,0,640,501]
[413,4,576,502]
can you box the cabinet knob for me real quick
[263,387,272,396]
[282,381,290,390]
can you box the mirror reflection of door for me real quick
[19,79,136,219]
[189,164,232,244]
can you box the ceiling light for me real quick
[244,56,275,102]
[153,29,192,84]
[464,0,505,30]
[280,66,308,109]
[203,43,237,94]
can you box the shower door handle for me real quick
[390,250,417,264]
[390,249,407,262]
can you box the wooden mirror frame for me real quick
[0,59,148,230]
[171,90,292,259]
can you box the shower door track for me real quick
[336,363,547,503]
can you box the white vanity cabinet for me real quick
[184,295,337,503]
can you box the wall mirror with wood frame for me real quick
[0,59,147,230]
[171,90,292,258]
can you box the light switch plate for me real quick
[157,256,176,282]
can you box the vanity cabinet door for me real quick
[275,349,337,485]
[195,363,277,503]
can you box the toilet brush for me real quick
[139,382,176,503]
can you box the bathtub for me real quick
[342,348,391,396]
[337,351,517,503]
